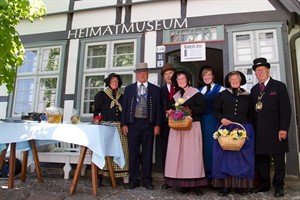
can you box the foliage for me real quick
[0,0,46,93]
[166,98,192,121]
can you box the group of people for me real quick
[93,57,291,198]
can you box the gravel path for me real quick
[1,166,299,200]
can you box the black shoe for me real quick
[235,188,248,195]
[143,183,155,190]
[161,183,171,189]
[127,182,140,189]
[194,188,203,196]
[218,188,230,196]
[252,185,270,193]
[177,187,189,194]
[274,189,284,197]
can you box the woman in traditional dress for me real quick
[94,73,129,184]
[164,70,207,196]
[212,71,255,196]
[198,65,224,181]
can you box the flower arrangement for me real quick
[213,122,247,151]
[166,98,193,130]
[166,98,192,120]
[213,128,247,140]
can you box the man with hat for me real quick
[121,63,161,190]
[250,57,291,197]
[159,63,176,189]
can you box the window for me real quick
[81,39,135,116]
[13,46,62,116]
[232,29,280,90]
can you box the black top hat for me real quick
[171,70,191,89]
[252,57,271,71]
[224,71,246,88]
[104,73,122,88]
[161,63,176,76]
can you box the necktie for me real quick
[139,84,145,95]
[259,83,265,93]
[169,84,175,101]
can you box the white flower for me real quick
[178,98,185,104]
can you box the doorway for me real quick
[154,47,224,172]
[167,48,224,88]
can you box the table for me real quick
[0,122,125,195]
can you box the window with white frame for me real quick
[232,29,280,90]
[81,39,135,116]
[13,46,62,116]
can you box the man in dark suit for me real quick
[250,57,291,198]
[121,63,161,190]
[159,63,176,189]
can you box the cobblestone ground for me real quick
[1,166,300,200]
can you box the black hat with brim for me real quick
[224,71,246,88]
[104,73,122,88]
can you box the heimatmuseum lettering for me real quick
[68,18,188,39]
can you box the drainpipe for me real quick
[290,31,300,146]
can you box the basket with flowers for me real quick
[213,122,247,151]
[166,98,193,130]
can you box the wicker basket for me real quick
[217,122,246,151]
[168,116,192,131]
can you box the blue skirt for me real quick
[201,113,218,179]
[212,123,255,179]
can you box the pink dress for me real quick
[164,87,207,187]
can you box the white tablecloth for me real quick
[0,122,125,169]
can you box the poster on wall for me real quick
[180,43,206,62]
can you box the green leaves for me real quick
[0,0,46,93]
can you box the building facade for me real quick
[0,0,299,176]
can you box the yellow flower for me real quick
[175,102,179,107]
[178,98,185,104]
[241,130,247,138]
[229,130,237,139]
[213,131,219,139]
[221,129,229,137]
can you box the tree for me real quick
[0,0,46,93]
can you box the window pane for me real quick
[14,78,35,114]
[41,48,61,72]
[235,34,252,62]
[86,45,107,69]
[119,74,133,93]
[113,42,134,67]
[259,32,276,60]
[18,50,38,73]
[83,75,105,114]
[37,77,58,112]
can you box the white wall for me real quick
[131,1,181,22]
[16,14,68,35]
[187,0,275,17]
[65,39,79,95]
[43,0,70,14]
[144,31,157,69]
[72,8,116,29]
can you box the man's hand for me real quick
[278,130,287,141]
[154,126,160,135]
[122,125,128,136]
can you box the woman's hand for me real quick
[221,118,232,126]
